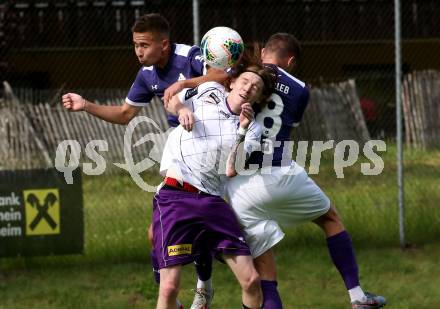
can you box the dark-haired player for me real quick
[61,13,227,309]
[62,13,226,125]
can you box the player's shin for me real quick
[194,251,213,283]
[326,230,366,302]
[190,252,214,309]
[261,280,283,309]
[253,250,282,308]
[157,266,181,309]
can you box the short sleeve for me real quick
[292,86,310,127]
[125,68,154,106]
[188,46,207,76]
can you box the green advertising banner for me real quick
[0,168,83,257]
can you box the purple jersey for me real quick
[126,43,206,126]
[248,64,309,166]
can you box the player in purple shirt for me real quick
[246,61,309,167]
[193,34,386,309]
[61,13,226,309]
[62,13,226,126]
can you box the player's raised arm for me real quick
[226,103,256,177]
[225,64,276,177]
[163,67,228,104]
[61,93,141,125]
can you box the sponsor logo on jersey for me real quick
[185,87,198,100]
[168,244,192,256]
[219,110,230,119]
[178,73,186,81]
[151,84,158,90]
[209,93,221,104]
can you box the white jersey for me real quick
[160,82,262,196]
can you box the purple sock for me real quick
[261,280,283,309]
[150,250,160,284]
[326,230,360,289]
[194,252,213,281]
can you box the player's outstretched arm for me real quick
[61,93,141,125]
[163,68,228,104]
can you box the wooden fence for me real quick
[403,70,440,149]
[297,79,370,144]
[1,80,371,171]
[0,82,169,171]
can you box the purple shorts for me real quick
[152,187,251,269]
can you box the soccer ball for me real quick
[200,27,244,70]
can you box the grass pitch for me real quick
[1,144,439,308]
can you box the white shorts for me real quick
[223,162,331,258]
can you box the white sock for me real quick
[348,286,366,302]
[197,278,212,291]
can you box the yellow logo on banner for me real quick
[168,244,192,256]
[23,189,60,236]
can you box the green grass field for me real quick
[1,243,440,308]
[1,144,440,308]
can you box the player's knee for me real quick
[159,279,179,300]
[254,251,277,281]
[317,205,341,224]
[314,205,346,236]
[325,206,341,222]
[239,269,261,293]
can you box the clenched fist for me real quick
[62,93,86,111]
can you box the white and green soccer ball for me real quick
[200,26,244,70]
